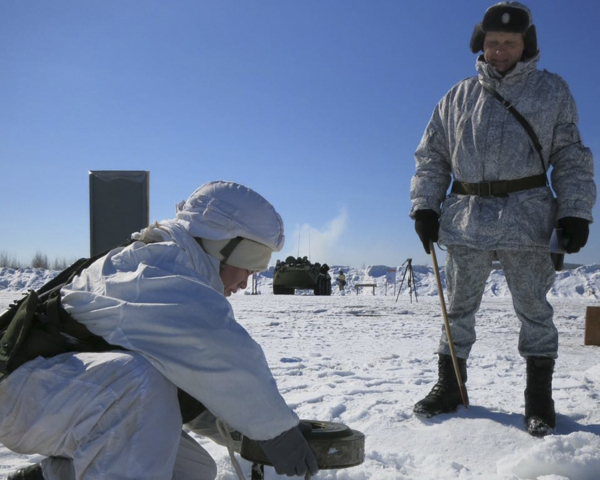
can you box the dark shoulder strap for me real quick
[41,239,138,322]
[38,242,132,301]
[480,82,548,181]
[36,258,94,300]
[0,242,135,376]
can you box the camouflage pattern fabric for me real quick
[410,53,595,251]
[438,245,557,359]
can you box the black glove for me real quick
[414,209,439,254]
[258,425,319,479]
[557,217,590,254]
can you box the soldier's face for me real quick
[220,264,253,297]
[483,31,525,73]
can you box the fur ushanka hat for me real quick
[470,2,538,59]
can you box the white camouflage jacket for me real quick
[61,220,298,441]
[410,54,596,250]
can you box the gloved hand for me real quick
[557,217,590,253]
[414,209,439,254]
[258,425,319,479]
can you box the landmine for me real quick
[240,420,365,479]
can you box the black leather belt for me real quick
[451,174,547,197]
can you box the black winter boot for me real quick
[414,354,469,417]
[7,463,44,480]
[525,356,556,437]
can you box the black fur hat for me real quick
[470,2,538,59]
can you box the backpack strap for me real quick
[0,243,131,375]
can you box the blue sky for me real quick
[1,0,599,268]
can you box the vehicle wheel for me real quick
[274,285,295,295]
[240,420,365,469]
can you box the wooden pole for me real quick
[430,241,469,409]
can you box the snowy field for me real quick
[1,264,600,480]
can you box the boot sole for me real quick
[413,403,461,418]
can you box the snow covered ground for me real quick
[1,264,600,479]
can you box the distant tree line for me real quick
[0,251,76,270]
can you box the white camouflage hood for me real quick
[174,181,285,252]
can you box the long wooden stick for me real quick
[430,241,469,409]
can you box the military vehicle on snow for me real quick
[273,256,332,295]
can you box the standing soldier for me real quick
[410,2,595,436]
[337,270,347,293]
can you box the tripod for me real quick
[395,258,418,303]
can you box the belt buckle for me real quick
[477,181,509,197]
[477,182,492,197]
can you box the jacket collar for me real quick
[476,52,539,88]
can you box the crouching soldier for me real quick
[0,181,319,480]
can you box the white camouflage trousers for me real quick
[0,351,218,480]
[438,245,558,359]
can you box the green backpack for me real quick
[0,255,114,377]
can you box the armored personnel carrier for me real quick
[273,256,332,295]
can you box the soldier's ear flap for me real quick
[523,25,538,60]
[470,23,485,53]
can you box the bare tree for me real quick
[0,252,22,269]
[31,252,49,269]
